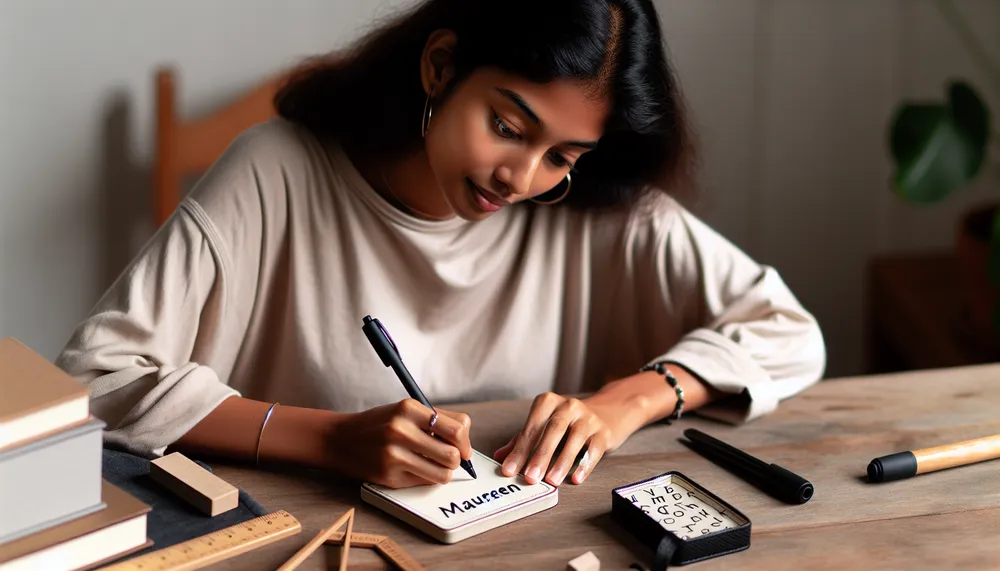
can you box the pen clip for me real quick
[373,317,399,357]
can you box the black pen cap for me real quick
[766,464,814,504]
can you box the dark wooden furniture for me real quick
[153,67,286,227]
[866,251,1000,374]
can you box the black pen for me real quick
[362,315,477,480]
[683,428,813,504]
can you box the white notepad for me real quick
[361,449,558,543]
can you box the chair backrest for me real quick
[153,67,286,227]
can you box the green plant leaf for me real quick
[948,81,991,177]
[888,81,991,204]
[889,105,968,202]
[890,104,945,168]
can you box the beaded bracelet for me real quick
[640,362,685,424]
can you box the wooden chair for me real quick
[153,66,286,227]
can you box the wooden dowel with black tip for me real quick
[867,433,1000,482]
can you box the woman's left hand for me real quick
[492,392,624,486]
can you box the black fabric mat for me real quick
[102,448,268,557]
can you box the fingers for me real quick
[523,398,595,485]
[544,418,593,486]
[493,434,517,462]
[389,401,462,470]
[388,414,463,471]
[435,409,473,461]
[394,399,470,456]
[380,443,453,487]
[391,400,474,472]
[395,473,437,488]
[521,413,573,485]
[571,433,607,485]
[375,459,438,489]
[501,392,562,479]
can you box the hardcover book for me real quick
[0,338,90,451]
[0,480,151,571]
[0,418,106,545]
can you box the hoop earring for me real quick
[530,172,572,205]
[421,92,434,138]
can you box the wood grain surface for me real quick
[203,364,1000,570]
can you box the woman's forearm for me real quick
[170,395,347,471]
[584,364,721,443]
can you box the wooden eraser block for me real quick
[567,551,600,571]
[150,452,239,516]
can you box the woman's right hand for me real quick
[329,399,473,489]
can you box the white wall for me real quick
[0,0,411,358]
[660,0,1000,377]
[1,0,998,379]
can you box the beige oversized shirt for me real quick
[56,118,826,458]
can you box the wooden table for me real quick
[209,365,1000,570]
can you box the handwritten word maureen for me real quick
[439,484,522,519]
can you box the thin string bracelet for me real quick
[256,402,279,467]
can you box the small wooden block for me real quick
[150,452,239,516]
[567,551,600,571]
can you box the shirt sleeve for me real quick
[54,204,241,457]
[54,126,274,458]
[636,199,827,424]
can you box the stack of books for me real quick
[0,337,152,570]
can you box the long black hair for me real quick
[274,0,698,212]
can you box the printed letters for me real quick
[619,479,741,539]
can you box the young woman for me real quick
[57,0,825,490]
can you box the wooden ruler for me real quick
[327,531,427,571]
[100,510,302,571]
